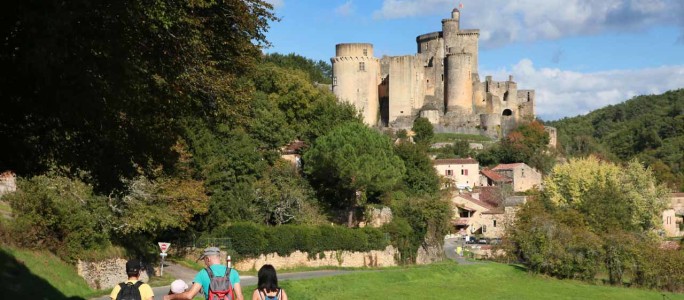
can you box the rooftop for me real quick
[434,158,478,165]
[492,163,525,170]
[480,169,511,183]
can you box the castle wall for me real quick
[449,30,479,73]
[332,43,380,125]
[387,55,424,122]
[445,52,472,113]
[517,90,535,119]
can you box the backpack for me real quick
[206,267,235,300]
[257,288,282,300]
[116,281,143,300]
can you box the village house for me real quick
[0,171,16,197]
[433,158,479,189]
[663,193,684,237]
[481,162,542,192]
[280,140,305,168]
[449,187,525,239]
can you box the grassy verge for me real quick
[1,246,100,299]
[0,200,12,219]
[278,261,684,300]
[433,132,492,143]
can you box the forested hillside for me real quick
[547,89,684,191]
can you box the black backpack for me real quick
[116,281,143,300]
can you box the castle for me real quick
[331,8,536,138]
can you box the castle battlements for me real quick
[330,8,536,139]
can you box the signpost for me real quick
[158,242,171,276]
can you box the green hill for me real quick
[546,89,684,191]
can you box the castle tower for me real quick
[331,43,380,126]
[445,50,472,113]
[441,8,460,50]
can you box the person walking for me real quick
[110,259,154,300]
[252,264,288,300]
[164,247,244,300]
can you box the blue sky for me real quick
[263,0,684,121]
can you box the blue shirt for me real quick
[193,264,241,299]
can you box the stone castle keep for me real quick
[331,8,536,138]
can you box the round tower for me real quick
[445,51,472,113]
[331,43,380,126]
[442,8,460,50]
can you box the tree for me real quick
[412,117,434,145]
[0,0,277,189]
[394,142,440,196]
[304,122,406,227]
[544,156,668,232]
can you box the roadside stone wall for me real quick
[77,258,151,290]
[415,244,445,265]
[233,246,398,271]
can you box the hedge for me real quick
[210,223,388,257]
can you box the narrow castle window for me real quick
[493,220,497,227]
[333,76,337,86]
[441,74,444,82]
[359,62,365,71]
[363,48,367,56]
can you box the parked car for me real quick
[477,238,488,244]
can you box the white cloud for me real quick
[482,59,684,120]
[336,1,355,16]
[265,0,284,9]
[373,0,684,47]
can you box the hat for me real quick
[170,279,188,294]
[199,247,221,260]
[126,259,142,273]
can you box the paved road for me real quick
[443,237,477,265]
[94,264,352,300]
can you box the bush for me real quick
[211,223,387,257]
[4,174,111,262]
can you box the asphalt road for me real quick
[94,268,352,300]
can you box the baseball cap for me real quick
[171,279,188,294]
[126,259,142,273]
[199,247,221,260]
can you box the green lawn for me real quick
[277,261,684,300]
[1,246,99,299]
[433,132,493,143]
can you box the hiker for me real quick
[169,279,188,294]
[110,259,154,300]
[164,247,244,300]
[252,264,288,300]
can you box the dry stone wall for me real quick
[233,245,398,271]
[77,258,151,290]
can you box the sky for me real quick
[262,0,684,121]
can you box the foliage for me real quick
[393,143,440,196]
[0,0,278,190]
[211,223,388,258]
[3,174,111,262]
[304,122,405,226]
[411,117,434,145]
[547,89,684,190]
[477,120,555,173]
[254,161,325,225]
[263,52,332,84]
[544,156,667,232]
[387,196,452,264]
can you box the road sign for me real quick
[158,242,171,253]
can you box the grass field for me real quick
[433,132,493,143]
[276,261,684,300]
[1,246,99,299]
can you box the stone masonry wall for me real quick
[77,258,151,290]
[233,246,398,271]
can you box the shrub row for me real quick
[210,223,388,257]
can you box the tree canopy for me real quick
[304,122,406,226]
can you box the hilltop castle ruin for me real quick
[331,8,536,138]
